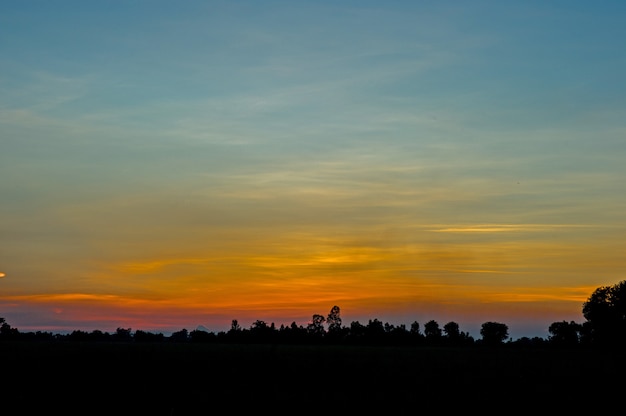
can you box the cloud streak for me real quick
[429,224,600,233]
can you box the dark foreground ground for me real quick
[2,341,625,415]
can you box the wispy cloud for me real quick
[428,224,599,233]
[479,285,596,304]
[5,293,125,303]
[114,258,214,274]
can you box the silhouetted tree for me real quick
[88,329,110,341]
[424,320,442,345]
[511,336,547,348]
[386,323,410,345]
[189,329,215,343]
[365,319,385,344]
[0,317,19,339]
[170,328,189,342]
[277,321,307,344]
[480,322,509,346]
[65,329,111,342]
[384,322,394,333]
[134,329,165,342]
[251,320,268,331]
[307,314,326,337]
[67,330,90,342]
[548,321,581,347]
[582,280,626,345]
[348,320,367,343]
[326,305,342,333]
[442,321,462,346]
[248,320,275,342]
[443,321,460,338]
[579,321,594,346]
[225,319,244,342]
[326,306,348,343]
[230,319,241,333]
[424,320,441,337]
[441,321,474,346]
[409,321,424,344]
[113,327,133,342]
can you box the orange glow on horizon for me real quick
[0,277,592,333]
[0,223,615,335]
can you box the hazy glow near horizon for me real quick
[1,1,626,339]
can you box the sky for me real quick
[1,0,626,340]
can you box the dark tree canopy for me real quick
[548,321,581,347]
[582,279,626,345]
[480,322,509,346]
[443,322,460,338]
[424,320,442,339]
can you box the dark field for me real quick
[2,341,624,415]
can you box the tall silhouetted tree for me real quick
[582,280,626,345]
[325,306,347,343]
[480,322,509,346]
[230,319,241,333]
[225,319,244,342]
[326,305,342,333]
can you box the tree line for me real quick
[2,280,626,347]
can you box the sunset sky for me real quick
[2,1,626,339]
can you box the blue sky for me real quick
[1,1,626,339]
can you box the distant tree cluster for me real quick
[0,308,525,347]
[0,307,483,346]
[211,311,481,347]
[3,280,626,348]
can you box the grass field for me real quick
[2,341,624,415]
